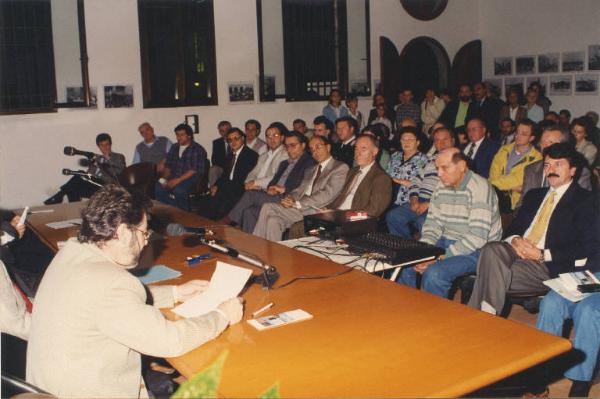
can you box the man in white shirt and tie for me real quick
[462,118,500,178]
[468,143,593,315]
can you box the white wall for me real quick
[480,0,600,116]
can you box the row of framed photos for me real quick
[485,74,599,99]
[494,45,600,76]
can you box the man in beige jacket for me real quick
[27,185,243,398]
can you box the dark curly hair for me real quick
[78,185,152,244]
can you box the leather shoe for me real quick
[44,191,64,205]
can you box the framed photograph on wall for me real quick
[516,56,535,74]
[588,45,600,70]
[538,53,559,73]
[104,85,134,108]
[494,57,512,76]
[562,51,585,72]
[574,74,599,95]
[66,86,98,108]
[484,78,503,99]
[228,81,255,104]
[549,75,573,95]
[504,77,524,98]
[185,114,199,133]
[525,76,548,94]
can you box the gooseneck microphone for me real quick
[62,168,92,177]
[165,223,207,237]
[63,146,96,159]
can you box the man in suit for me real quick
[227,131,315,233]
[243,122,289,191]
[438,84,478,129]
[44,132,127,204]
[468,143,593,315]
[499,88,527,127]
[245,119,267,155]
[462,118,500,178]
[253,135,349,241]
[155,123,208,210]
[331,116,357,167]
[519,125,591,209]
[472,82,502,140]
[209,120,232,187]
[200,128,258,220]
[27,185,243,397]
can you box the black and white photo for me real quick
[66,86,97,107]
[516,56,535,74]
[350,80,370,96]
[526,76,548,94]
[262,76,275,101]
[104,85,134,108]
[494,57,512,75]
[574,74,599,95]
[538,53,559,73]
[549,75,572,95]
[588,45,600,70]
[504,77,524,98]
[562,51,585,72]
[228,82,255,103]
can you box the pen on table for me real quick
[252,302,274,318]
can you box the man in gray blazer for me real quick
[253,135,349,241]
[243,122,289,191]
[518,126,591,209]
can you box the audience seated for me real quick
[293,118,312,139]
[386,126,455,238]
[227,131,315,233]
[26,186,243,397]
[372,103,394,135]
[322,89,349,127]
[499,117,516,146]
[367,93,394,126]
[462,118,500,178]
[489,119,542,212]
[472,82,502,140]
[395,88,421,130]
[529,81,552,115]
[155,124,207,210]
[346,95,364,130]
[44,133,126,204]
[199,128,258,220]
[360,124,391,170]
[525,89,544,123]
[535,193,600,398]
[253,135,348,241]
[243,122,289,192]
[420,88,445,137]
[331,116,358,167]
[499,88,527,126]
[132,122,172,173]
[558,109,571,129]
[545,111,560,124]
[468,143,592,315]
[244,119,267,155]
[438,84,478,130]
[386,127,428,208]
[312,115,334,141]
[519,126,592,209]
[209,120,232,187]
[571,117,598,166]
[397,148,502,298]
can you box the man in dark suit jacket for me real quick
[331,116,357,167]
[462,118,500,178]
[208,120,232,186]
[468,143,593,315]
[226,132,315,233]
[200,128,258,220]
[438,84,479,129]
[472,82,502,140]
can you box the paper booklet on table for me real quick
[173,261,252,318]
[543,270,600,302]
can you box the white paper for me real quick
[46,218,83,229]
[173,261,252,318]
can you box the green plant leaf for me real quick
[260,382,280,398]
[172,351,228,399]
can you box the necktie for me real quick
[466,143,476,159]
[227,153,237,179]
[525,190,556,246]
[225,143,232,157]
[310,165,322,195]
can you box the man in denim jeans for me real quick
[397,148,502,298]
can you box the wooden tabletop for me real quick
[26,202,572,398]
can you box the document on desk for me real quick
[173,261,252,318]
[46,218,82,229]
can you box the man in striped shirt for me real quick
[397,147,502,298]
[386,126,455,238]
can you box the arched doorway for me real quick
[450,40,482,95]
[380,36,450,105]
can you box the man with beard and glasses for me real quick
[439,84,479,130]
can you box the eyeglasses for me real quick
[131,226,150,242]
[227,136,243,143]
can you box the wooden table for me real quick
[27,202,572,398]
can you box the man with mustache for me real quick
[438,84,479,129]
[468,143,593,315]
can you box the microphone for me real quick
[165,223,207,237]
[64,146,96,159]
[62,168,93,178]
[205,241,279,289]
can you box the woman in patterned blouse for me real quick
[387,127,428,205]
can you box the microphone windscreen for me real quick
[62,168,71,175]
[64,146,75,156]
[166,223,185,236]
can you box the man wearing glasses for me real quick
[155,123,207,210]
[199,127,259,220]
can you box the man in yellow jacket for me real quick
[489,119,542,211]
